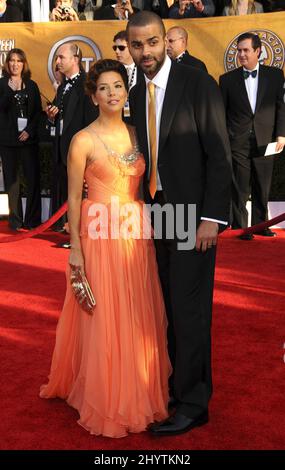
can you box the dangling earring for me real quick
[92,96,98,107]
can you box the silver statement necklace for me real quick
[95,131,140,166]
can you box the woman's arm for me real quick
[67,130,93,273]
[0,79,14,111]
[25,81,42,139]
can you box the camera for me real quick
[60,6,70,14]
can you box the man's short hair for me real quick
[126,11,166,38]
[237,33,262,51]
[113,30,128,43]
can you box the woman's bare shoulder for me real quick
[70,127,95,149]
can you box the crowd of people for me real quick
[0,0,284,23]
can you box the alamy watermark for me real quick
[86,196,196,251]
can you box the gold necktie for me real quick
[166,0,175,6]
[148,81,157,199]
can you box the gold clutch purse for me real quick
[70,268,96,315]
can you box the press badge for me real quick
[50,126,56,137]
[17,117,27,132]
[59,119,64,136]
[123,100,130,118]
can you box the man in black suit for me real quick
[46,42,98,235]
[113,29,144,122]
[0,0,22,21]
[219,33,285,240]
[113,30,144,90]
[166,26,207,72]
[127,12,231,435]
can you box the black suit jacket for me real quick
[52,72,98,166]
[143,0,169,18]
[130,62,231,224]
[135,65,144,86]
[0,5,22,22]
[177,50,208,73]
[0,77,42,147]
[219,65,285,154]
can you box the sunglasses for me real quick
[113,45,127,52]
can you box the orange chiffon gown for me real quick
[40,129,170,438]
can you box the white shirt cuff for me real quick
[201,217,228,226]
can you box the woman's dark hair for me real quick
[85,59,129,97]
[3,48,31,80]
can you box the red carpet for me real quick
[1,222,285,450]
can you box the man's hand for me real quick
[178,0,191,15]
[18,130,29,142]
[50,7,63,21]
[276,136,285,153]
[114,0,134,19]
[65,7,79,21]
[45,104,59,121]
[196,220,218,252]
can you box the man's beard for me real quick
[139,54,165,78]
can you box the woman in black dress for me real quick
[0,48,42,230]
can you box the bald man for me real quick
[46,42,98,235]
[166,26,207,72]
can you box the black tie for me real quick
[65,78,73,85]
[243,70,257,79]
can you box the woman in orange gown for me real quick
[40,59,170,438]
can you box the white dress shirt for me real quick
[243,63,259,114]
[144,55,227,226]
[145,55,171,190]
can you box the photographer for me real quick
[50,0,79,21]
[94,0,139,20]
[72,0,97,20]
[169,0,215,17]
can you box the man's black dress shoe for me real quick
[149,410,209,436]
[239,233,254,240]
[257,228,277,237]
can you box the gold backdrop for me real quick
[0,12,284,104]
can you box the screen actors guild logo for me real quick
[224,30,285,72]
[47,35,102,83]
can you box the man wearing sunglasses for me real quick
[113,30,143,91]
[113,30,143,121]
